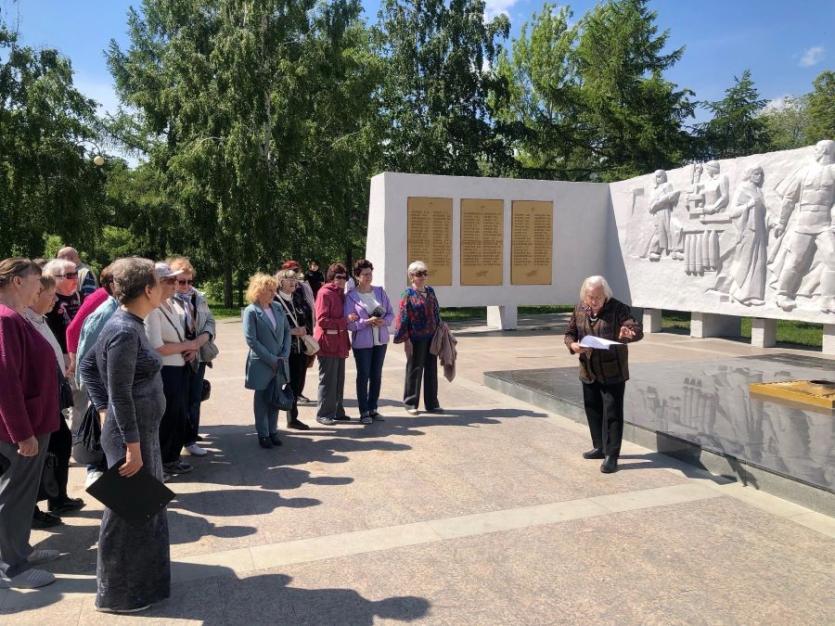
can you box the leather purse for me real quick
[72,402,104,466]
[301,334,320,356]
[266,375,295,411]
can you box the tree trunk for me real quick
[223,266,233,308]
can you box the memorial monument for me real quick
[366,140,835,353]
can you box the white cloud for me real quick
[763,94,800,113]
[484,0,519,19]
[799,46,824,67]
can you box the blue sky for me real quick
[3,0,833,122]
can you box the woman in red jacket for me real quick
[0,258,61,589]
[314,263,351,425]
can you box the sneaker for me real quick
[48,497,85,514]
[32,508,62,529]
[97,604,152,614]
[316,416,335,426]
[28,549,62,566]
[360,414,373,425]
[0,568,55,589]
[405,407,420,416]
[85,470,104,489]
[185,443,208,457]
[369,410,384,421]
[163,461,193,475]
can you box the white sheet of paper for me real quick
[579,335,623,350]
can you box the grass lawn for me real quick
[661,310,823,348]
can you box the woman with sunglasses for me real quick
[314,263,351,425]
[42,259,82,374]
[393,261,443,415]
[168,257,217,457]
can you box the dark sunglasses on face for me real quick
[413,270,428,277]
[57,272,79,279]
[177,279,194,286]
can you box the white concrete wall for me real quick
[366,172,615,306]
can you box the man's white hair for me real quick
[579,275,613,302]
[407,260,428,276]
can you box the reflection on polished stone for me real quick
[488,353,834,493]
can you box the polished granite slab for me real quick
[486,353,834,494]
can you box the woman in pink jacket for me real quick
[314,263,351,425]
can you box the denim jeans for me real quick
[353,344,387,415]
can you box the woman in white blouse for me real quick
[145,262,199,479]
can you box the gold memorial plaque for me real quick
[407,197,453,286]
[460,199,504,285]
[511,200,553,285]
[749,380,835,410]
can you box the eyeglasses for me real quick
[413,270,428,277]
[57,272,79,279]
[334,274,347,280]
[177,279,194,286]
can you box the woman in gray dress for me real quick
[80,257,168,614]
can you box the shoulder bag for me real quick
[276,296,320,356]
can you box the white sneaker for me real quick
[0,568,56,589]
[185,443,208,457]
[85,470,104,489]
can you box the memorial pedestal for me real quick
[691,312,740,339]
[824,324,835,356]
[487,305,517,330]
[751,318,777,348]
[642,308,662,333]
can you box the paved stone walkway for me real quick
[2,316,833,624]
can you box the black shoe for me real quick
[196,435,205,441]
[333,415,351,421]
[287,419,310,431]
[425,407,445,414]
[32,508,62,529]
[582,448,605,460]
[269,433,283,446]
[600,456,618,474]
[258,436,274,449]
[369,411,384,421]
[48,497,85,515]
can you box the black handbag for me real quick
[201,379,211,402]
[37,452,60,501]
[72,402,104,466]
[266,375,294,411]
[59,376,74,410]
[0,450,9,477]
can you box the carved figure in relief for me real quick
[727,166,773,306]
[702,161,730,215]
[686,163,705,214]
[773,139,835,313]
[647,170,680,260]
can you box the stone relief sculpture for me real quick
[647,169,681,261]
[772,139,835,313]
[686,163,705,214]
[702,161,730,215]
[726,166,773,306]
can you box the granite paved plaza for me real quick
[2,315,833,625]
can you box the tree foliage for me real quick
[805,70,835,142]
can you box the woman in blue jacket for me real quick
[242,273,291,449]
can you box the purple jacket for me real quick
[345,286,395,350]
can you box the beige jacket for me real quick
[429,322,457,382]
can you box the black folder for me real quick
[86,459,175,526]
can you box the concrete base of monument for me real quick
[485,353,835,517]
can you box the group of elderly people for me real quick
[0,253,218,613]
[1,241,641,610]
[242,258,445,448]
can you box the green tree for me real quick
[108,0,380,305]
[805,70,835,142]
[0,20,107,257]
[572,0,695,180]
[698,69,770,159]
[491,4,583,179]
[760,96,810,151]
[375,0,512,176]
